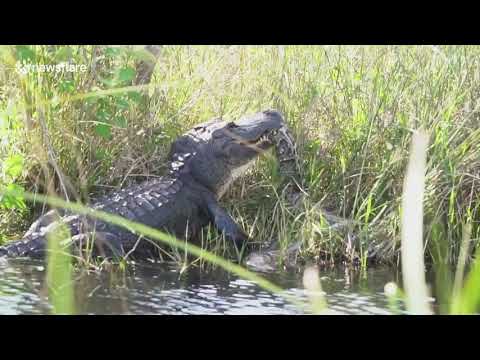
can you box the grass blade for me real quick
[400,129,432,315]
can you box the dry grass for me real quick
[1,45,480,269]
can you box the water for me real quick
[0,259,402,315]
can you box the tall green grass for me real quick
[387,127,480,314]
[1,45,480,313]
[2,45,480,266]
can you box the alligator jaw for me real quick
[216,125,296,199]
[217,157,257,199]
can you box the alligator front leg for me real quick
[205,200,249,249]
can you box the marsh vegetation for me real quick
[1,45,479,314]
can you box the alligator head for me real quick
[168,110,291,198]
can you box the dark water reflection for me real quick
[0,258,403,315]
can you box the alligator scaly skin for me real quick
[0,174,209,259]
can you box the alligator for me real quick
[0,110,296,261]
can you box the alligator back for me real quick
[91,175,210,239]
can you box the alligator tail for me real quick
[0,233,47,259]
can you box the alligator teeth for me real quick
[254,135,270,144]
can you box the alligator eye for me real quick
[227,122,239,129]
